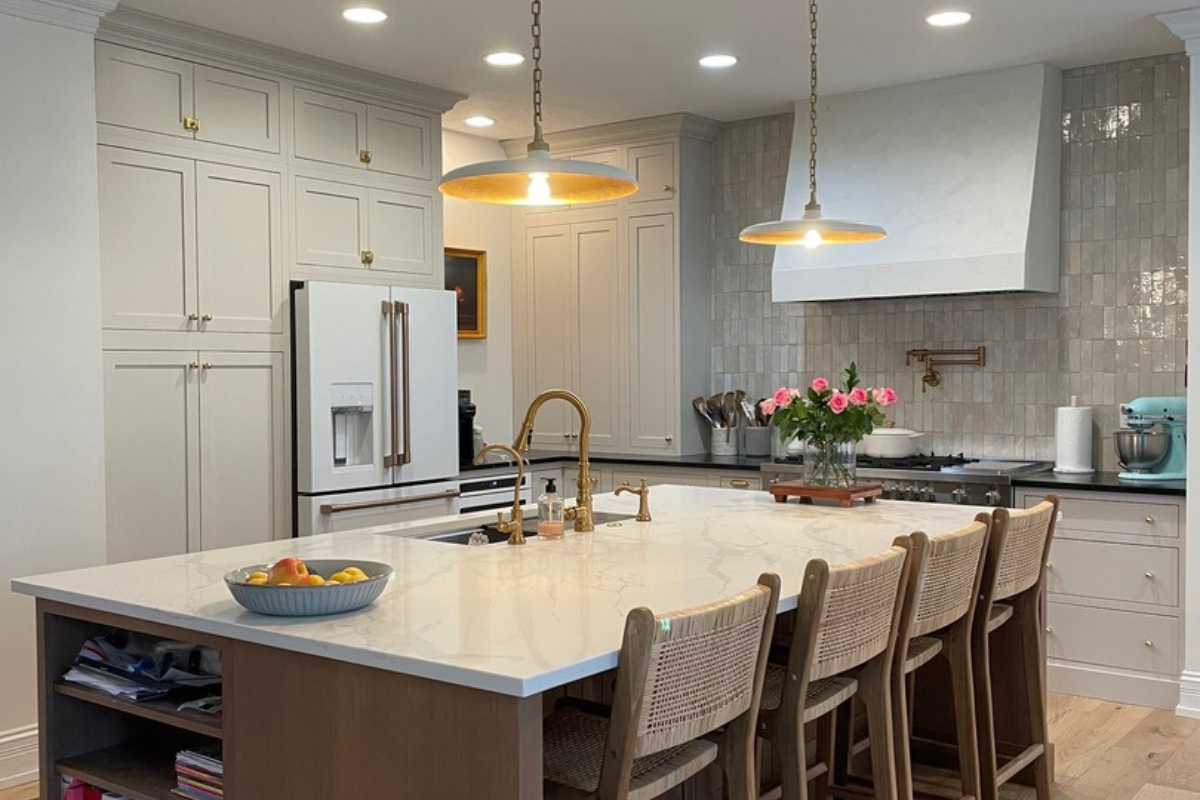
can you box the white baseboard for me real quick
[1048,661,1179,709]
[0,724,37,790]
[1177,671,1200,718]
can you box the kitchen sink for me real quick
[425,510,635,545]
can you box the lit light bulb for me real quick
[803,229,823,249]
[528,172,552,204]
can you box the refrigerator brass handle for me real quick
[383,300,400,467]
[320,489,461,515]
[397,301,412,466]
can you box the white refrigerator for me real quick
[293,281,461,535]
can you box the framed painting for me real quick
[444,247,487,339]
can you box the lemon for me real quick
[329,571,352,583]
[248,571,268,581]
[246,576,267,585]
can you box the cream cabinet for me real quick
[293,87,434,180]
[96,42,280,153]
[511,114,719,457]
[98,147,284,334]
[103,351,287,564]
[518,221,623,451]
[1017,488,1186,708]
[294,177,435,279]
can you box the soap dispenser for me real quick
[537,478,565,540]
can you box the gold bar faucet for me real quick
[615,479,652,522]
[473,443,526,545]
[514,389,594,532]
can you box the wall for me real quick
[713,55,1188,471]
[442,130,515,446]
[0,10,109,787]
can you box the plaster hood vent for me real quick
[772,63,1061,302]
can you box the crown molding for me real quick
[0,0,117,34]
[99,8,465,114]
[1158,8,1200,54]
[502,113,723,158]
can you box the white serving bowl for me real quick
[224,559,393,616]
[861,428,924,458]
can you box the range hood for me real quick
[772,63,1061,302]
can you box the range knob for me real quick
[950,487,966,504]
[903,483,918,501]
[918,484,933,502]
[985,488,1003,506]
[880,482,895,500]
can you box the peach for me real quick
[267,557,309,585]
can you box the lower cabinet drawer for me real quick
[1043,495,1180,539]
[1046,602,1179,675]
[1047,539,1178,608]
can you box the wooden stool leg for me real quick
[722,715,758,800]
[833,699,853,784]
[776,720,807,800]
[859,658,898,800]
[893,665,914,800]
[814,710,835,799]
[944,625,981,800]
[973,626,999,800]
[1017,597,1052,799]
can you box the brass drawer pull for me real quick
[1045,562,1053,570]
[1045,627,1053,634]
[360,149,373,164]
[1145,516,1156,524]
[1145,571,1156,580]
[183,116,200,132]
[730,479,750,489]
[361,250,375,265]
[665,436,673,443]
[1145,640,1156,649]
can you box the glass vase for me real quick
[802,439,858,487]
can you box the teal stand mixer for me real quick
[1115,397,1187,481]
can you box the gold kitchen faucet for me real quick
[515,389,594,532]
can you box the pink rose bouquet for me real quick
[761,362,897,446]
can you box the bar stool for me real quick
[542,573,780,800]
[757,545,910,800]
[828,520,990,800]
[973,496,1059,800]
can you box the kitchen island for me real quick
[16,486,1002,800]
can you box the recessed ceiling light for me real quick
[699,54,738,69]
[484,52,525,67]
[464,116,496,128]
[925,10,972,27]
[342,7,387,23]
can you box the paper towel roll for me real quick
[1054,405,1094,474]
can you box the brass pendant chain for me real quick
[806,0,821,211]
[530,0,546,149]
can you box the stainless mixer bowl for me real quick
[1114,428,1170,472]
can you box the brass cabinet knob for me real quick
[1145,516,1156,524]
[201,362,213,369]
[562,433,570,439]
[201,313,213,322]
[1145,640,1156,649]
[188,361,200,370]
[188,313,199,321]
[1045,562,1053,570]
[1145,571,1156,580]
[662,185,674,192]
[589,477,599,486]
[359,149,372,164]
[1045,626,1053,634]
[665,436,673,443]
[183,116,200,132]
[361,250,375,265]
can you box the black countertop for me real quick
[1012,470,1185,497]
[459,450,770,475]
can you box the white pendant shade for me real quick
[439,144,638,206]
[739,207,886,246]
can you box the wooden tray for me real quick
[769,480,883,508]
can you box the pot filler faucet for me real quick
[515,389,594,532]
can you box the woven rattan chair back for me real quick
[908,520,990,638]
[988,497,1059,603]
[613,574,780,767]
[798,546,910,684]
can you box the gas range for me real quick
[760,454,1053,507]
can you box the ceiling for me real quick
[120,0,1198,140]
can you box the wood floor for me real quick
[1,694,1197,800]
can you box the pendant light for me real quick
[739,0,885,247]
[439,0,638,206]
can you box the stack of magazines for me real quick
[61,632,221,704]
[172,745,223,800]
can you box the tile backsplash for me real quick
[712,55,1189,470]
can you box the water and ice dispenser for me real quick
[330,383,374,467]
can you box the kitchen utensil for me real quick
[224,559,393,616]
[723,391,739,428]
[708,395,726,427]
[740,397,759,427]
[1116,397,1186,480]
[1114,429,1170,473]
[860,428,924,458]
[755,398,769,427]
[693,396,716,427]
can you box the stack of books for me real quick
[172,745,223,800]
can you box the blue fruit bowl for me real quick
[224,559,393,616]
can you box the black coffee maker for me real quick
[457,390,477,466]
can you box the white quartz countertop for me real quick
[13,486,995,698]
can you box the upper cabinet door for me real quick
[193,65,280,153]
[197,352,287,550]
[367,189,433,276]
[196,163,284,333]
[103,351,199,564]
[367,105,433,180]
[627,142,675,204]
[294,87,369,169]
[295,177,370,270]
[96,42,194,140]
[98,147,196,331]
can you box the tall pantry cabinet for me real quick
[510,115,719,458]
[94,12,460,563]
